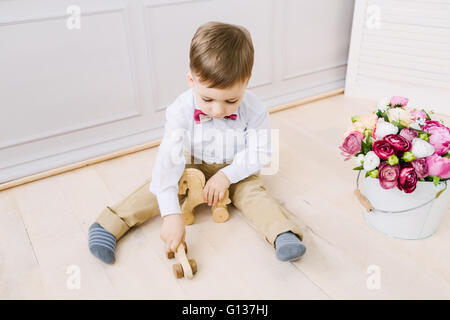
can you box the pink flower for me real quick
[343,114,378,138]
[399,128,418,142]
[398,165,418,193]
[426,154,450,179]
[359,114,378,130]
[411,158,429,179]
[339,132,364,161]
[422,120,450,156]
[390,96,409,108]
[378,161,400,189]
[387,108,414,126]
[410,109,427,121]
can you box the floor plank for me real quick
[0,190,45,299]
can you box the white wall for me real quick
[345,0,450,115]
[0,0,355,183]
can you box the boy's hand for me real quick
[203,171,231,207]
[160,214,186,254]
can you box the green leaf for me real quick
[383,114,389,122]
[361,139,372,155]
[351,115,360,123]
[433,176,441,187]
[387,154,399,165]
[353,165,364,171]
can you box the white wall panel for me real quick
[282,0,354,81]
[0,0,355,183]
[0,9,140,147]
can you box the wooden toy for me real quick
[178,168,232,225]
[166,242,197,279]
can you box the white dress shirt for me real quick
[149,87,272,217]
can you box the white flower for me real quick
[409,122,421,130]
[377,96,391,113]
[411,138,435,158]
[409,117,426,130]
[363,151,380,172]
[354,154,365,167]
[375,118,399,140]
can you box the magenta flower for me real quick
[339,132,364,161]
[426,154,450,179]
[373,139,395,160]
[390,96,409,108]
[398,166,418,193]
[378,161,400,189]
[411,158,429,179]
[384,134,412,156]
[422,120,442,130]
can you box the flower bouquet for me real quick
[340,96,450,194]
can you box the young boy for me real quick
[88,21,306,264]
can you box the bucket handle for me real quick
[354,170,448,214]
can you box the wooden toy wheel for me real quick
[173,263,183,279]
[167,245,187,259]
[189,259,197,275]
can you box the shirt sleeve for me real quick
[219,100,272,184]
[149,97,188,217]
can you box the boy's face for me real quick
[187,71,249,119]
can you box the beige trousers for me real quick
[96,152,303,248]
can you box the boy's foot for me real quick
[88,223,116,264]
[275,231,306,262]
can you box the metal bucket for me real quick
[357,173,449,240]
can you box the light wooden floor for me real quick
[2,94,450,299]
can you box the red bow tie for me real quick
[194,108,237,124]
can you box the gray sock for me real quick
[88,223,116,264]
[275,231,306,262]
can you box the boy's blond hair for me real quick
[189,21,254,89]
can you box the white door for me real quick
[345,0,450,115]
